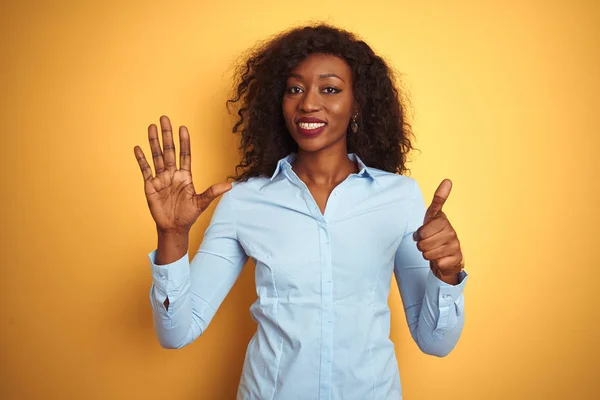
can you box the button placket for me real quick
[319,219,334,398]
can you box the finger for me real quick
[433,255,464,271]
[179,125,191,172]
[421,243,456,261]
[413,211,447,241]
[134,145,153,181]
[148,123,165,174]
[160,115,177,171]
[415,228,449,252]
[195,182,233,211]
[424,179,452,223]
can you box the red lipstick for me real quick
[295,117,327,138]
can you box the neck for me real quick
[292,145,358,186]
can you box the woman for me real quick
[133,24,468,400]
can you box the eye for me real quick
[322,86,341,94]
[287,86,303,94]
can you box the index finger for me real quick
[179,125,191,172]
[424,179,452,223]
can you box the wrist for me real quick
[157,226,190,236]
[156,228,190,265]
[430,260,463,285]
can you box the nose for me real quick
[299,88,321,113]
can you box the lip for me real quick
[295,117,327,138]
[296,117,326,124]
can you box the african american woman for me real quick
[134,23,468,400]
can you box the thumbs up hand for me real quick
[412,179,464,285]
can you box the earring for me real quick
[350,114,358,134]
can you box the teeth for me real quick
[298,122,326,130]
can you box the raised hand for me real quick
[133,116,232,234]
[412,179,464,284]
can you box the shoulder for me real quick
[227,176,271,200]
[230,176,270,190]
[368,167,418,193]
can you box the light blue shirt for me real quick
[148,152,468,400]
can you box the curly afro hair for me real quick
[226,23,416,182]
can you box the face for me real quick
[282,53,355,153]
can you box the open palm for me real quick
[133,115,232,233]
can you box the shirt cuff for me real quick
[426,269,468,341]
[426,269,469,308]
[148,249,191,293]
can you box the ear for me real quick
[352,101,359,116]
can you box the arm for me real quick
[155,230,189,311]
[393,178,469,357]
[148,189,248,349]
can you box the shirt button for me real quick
[442,294,451,299]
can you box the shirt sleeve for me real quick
[147,188,248,349]
[393,177,469,357]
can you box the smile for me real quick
[298,122,326,130]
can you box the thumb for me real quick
[423,179,452,224]
[195,182,233,212]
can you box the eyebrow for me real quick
[288,73,345,82]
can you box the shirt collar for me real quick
[269,152,377,184]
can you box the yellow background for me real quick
[1,0,598,399]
